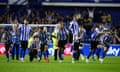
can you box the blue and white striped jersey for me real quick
[18,24,32,41]
[69,20,79,35]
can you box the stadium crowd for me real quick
[0,6,120,64]
[0,7,120,44]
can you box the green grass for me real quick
[0,56,120,72]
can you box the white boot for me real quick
[86,58,89,64]
[21,58,24,62]
[99,58,104,64]
[72,58,75,64]
[80,54,85,61]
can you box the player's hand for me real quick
[11,44,13,48]
[55,43,58,47]
[72,42,74,45]
[56,43,58,47]
[76,36,79,40]
[37,49,40,52]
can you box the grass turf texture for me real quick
[0,56,120,72]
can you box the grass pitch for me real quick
[0,56,120,72]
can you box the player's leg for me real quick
[103,44,109,58]
[86,41,95,63]
[58,40,63,63]
[37,49,41,62]
[96,44,102,59]
[5,44,10,62]
[33,50,37,62]
[79,44,84,61]
[43,44,49,62]
[72,50,77,63]
[92,48,96,61]
[76,49,80,61]
[72,43,78,63]
[20,41,25,62]
[15,44,19,60]
[58,48,62,63]
[76,43,80,61]
[29,50,34,62]
[23,41,28,59]
[99,47,105,63]
[12,44,15,60]
[40,44,44,60]
[54,49,58,60]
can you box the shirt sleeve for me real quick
[1,33,5,39]
[30,42,33,49]
[18,25,21,35]
[29,26,32,32]
[69,21,73,30]
[57,29,59,39]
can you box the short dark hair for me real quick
[33,35,39,39]
[39,27,43,30]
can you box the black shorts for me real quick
[29,50,37,58]
[40,43,48,52]
[74,43,79,50]
[104,43,109,49]
[69,32,73,43]
[90,40,98,50]
[74,42,83,50]
[58,40,67,49]
[5,43,11,52]
[20,41,28,49]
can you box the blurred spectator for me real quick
[94,10,104,23]
[0,28,4,42]
[0,16,3,23]
[115,26,120,44]
[87,8,95,24]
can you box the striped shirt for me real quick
[95,27,105,34]
[91,30,97,41]
[69,20,79,35]
[19,24,32,41]
[30,41,41,49]
[2,32,12,44]
[103,34,113,44]
[73,30,84,43]
[94,27,105,42]
[38,32,48,44]
[57,28,68,41]
[11,30,19,44]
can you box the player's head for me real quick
[98,24,103,30]
[24,19,28,25]
[12,24,18,31]
[4,27,10,34]
[39,27,44,33]
[33,35,39,43]
[43,27,47,32]
[56,24,60,30]
[59,21,64,29]
[73,15,78,21]
[108,30,114,35]
[79,25,83,32]
[54,23,60,32]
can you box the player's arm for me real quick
[37,41,41,50]
[52,32,57,38]
[117,36,120,42]
[36,44,41,52]
[78,33,84,40]
[115,34,120,42]
[66,29,69,43]
[29,26,33,36]
[56,30,59,46]
[30,42,36,50]
[1,33,7,43]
